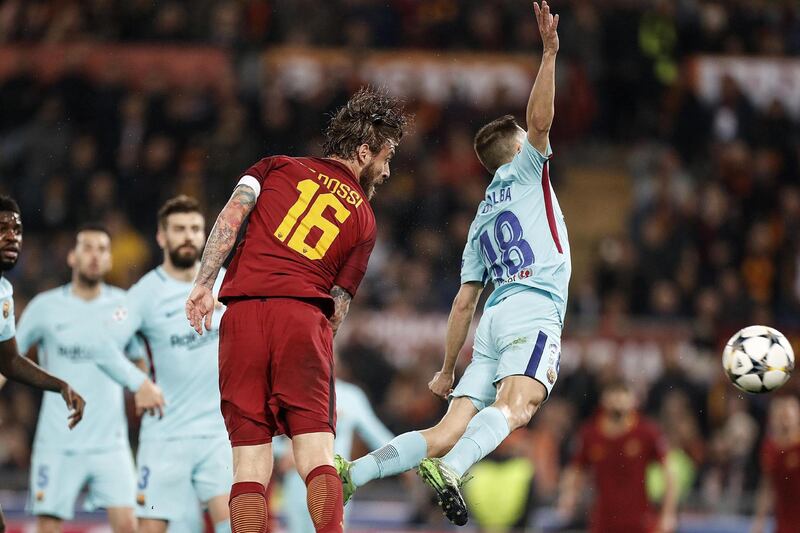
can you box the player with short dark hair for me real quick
[105,195,233,533]
[334,3,567,526]
[0,195,86,533]
[15,225,164,533]
[753,395,800,533]
[558,380,678,533]
[185,86,411,533]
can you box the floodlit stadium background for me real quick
[1,1,799,531]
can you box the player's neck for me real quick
[71,278,102,301]
[328,156,361,182]
[161,260,198,283]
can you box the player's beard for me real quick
[77,271,103,288]
[0,257,16,272]
[169,243,200,269]
[0,245,19,272]
[359,161,383,200]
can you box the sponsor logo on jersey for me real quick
[2,300,9,319]
[170,329,219,349]
[496,268,533,286]
[57,345,92,361]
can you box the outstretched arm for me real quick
[526,1,560,153]
[0,337,85,428]
[187,184,257,334]
[429,282,483,399]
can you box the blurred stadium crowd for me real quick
[1,0,800,529]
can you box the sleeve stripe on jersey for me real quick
[237,175,261,198]
[542,161,563,254]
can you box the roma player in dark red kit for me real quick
[753,395,800,533]
[185,87,411,533]
[559,381,678,533]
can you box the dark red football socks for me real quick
[229,481,268,533]
[305,465,344,533]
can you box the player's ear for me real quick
[66,249,76,269]
[356,143,372,165]
[155,227,166,250]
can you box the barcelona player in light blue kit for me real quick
[106,196,232,533]
[15,224,165,533]
[0,195,86,533]
[336,2,568,526]
[280,379,393,533]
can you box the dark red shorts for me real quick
[218,298,336,446]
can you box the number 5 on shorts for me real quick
[275,179,351,260]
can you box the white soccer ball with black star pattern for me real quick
[723,325,794,394]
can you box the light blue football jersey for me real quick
[461,139,571,320]
[0,276,15,342]
[16,284,147,452]
[108,267,227,442]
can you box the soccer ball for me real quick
[722,325,795,394]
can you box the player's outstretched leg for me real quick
[422,376,546,526]
[338,398,477,503]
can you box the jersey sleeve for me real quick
[0,292,15,343]
[334,231,376,297]
[509,138,552,185]
[460,235,487,285]
[14,296,43,353]
[236,157,276,198]
[353,388,394,450]
[89,335,148,391]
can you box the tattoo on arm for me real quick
[195,184,257,289]
[329,285,352,336]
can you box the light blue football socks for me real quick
[350,431,428,487]
[441,406,510,477]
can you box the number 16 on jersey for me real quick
[275,179,351,260]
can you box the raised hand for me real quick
[185,285,215,335]
[533,1,560,55]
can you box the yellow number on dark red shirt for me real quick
[274,179,351,260]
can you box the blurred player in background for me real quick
[107,196,232,533]
[752,395,800,533]
[186,86,411,533]
[279,376,393,533]
[14,224,165,533]
[558,380,677,533]
[0,195,85,533]
[336,3,567,526]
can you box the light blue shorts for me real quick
[451,288,562,411]
[30,446,136,519]
[135,436,232,522]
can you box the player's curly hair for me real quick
[323,86,412,159]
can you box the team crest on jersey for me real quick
[547,367,557,384]
[625,439,642,457]
[112,306,128,322]
[2,300,9,319]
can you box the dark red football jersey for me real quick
[572,413,667,533]
[760,438,800,533]
[219,156,376,314]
